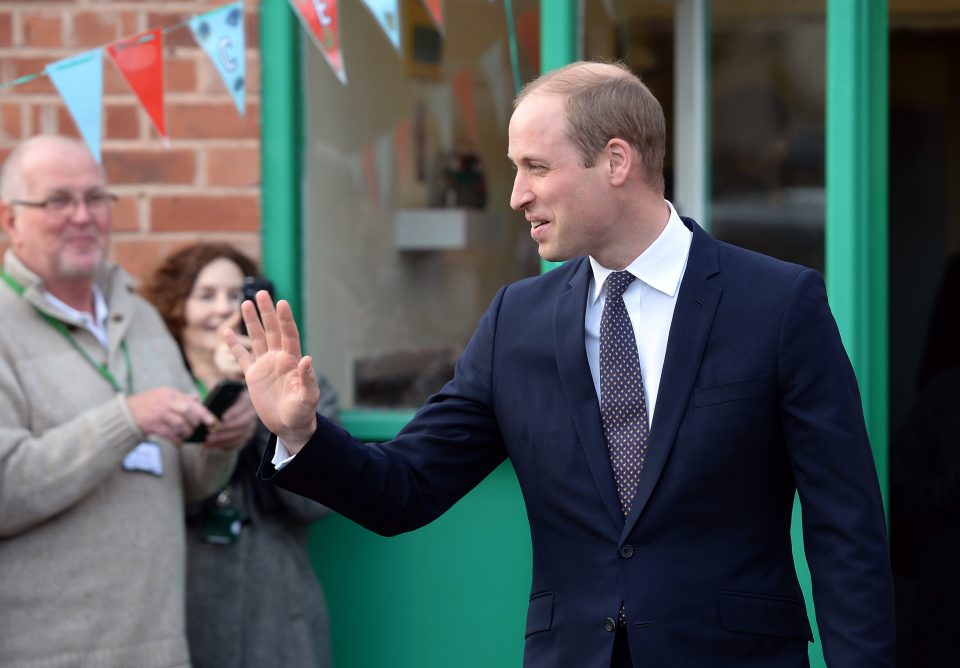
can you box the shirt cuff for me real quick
[271,438,297,470]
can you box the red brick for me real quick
[1,103,21,140]
[166,102,259,139]
[109,194,140,232]
[150,195,260,232]
[30,104,76,137]
[72,12,123,48]
[102,148,196,185]
[245,53,261,95]
[104,104,140,140]
[103,58,131,95]
[22,11,62,48]
[110,237,182,280]
[165,55,198,93]
[0,12,12,48]
[206,147,260,187]
[245,9,260,49]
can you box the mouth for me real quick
[529,219,549,229]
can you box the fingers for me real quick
[240,299,267,357]
[256,290,283,352]
[299,355,317,387]
[277,300,303,358]
[223,327,255,372]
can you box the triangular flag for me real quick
[107,29,166,138]
[452,69,480,149]
[360,0,401,53]
[289,0,347,84]
[46,49,104,162]
[189,2,247,115]
[421,0,443,32]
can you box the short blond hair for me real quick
[515,61,665,192]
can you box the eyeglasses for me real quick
[11,191,118,216]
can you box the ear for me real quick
[603,138,634,187]
[0,200,16,239]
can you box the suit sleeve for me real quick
[777,269,895,667]
[262,287,510,536]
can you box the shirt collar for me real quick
[43,282,109,331]
[588,200,692,305]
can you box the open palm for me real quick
[224,292,320,453]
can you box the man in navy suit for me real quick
[229,61,894,666]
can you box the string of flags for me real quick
[0,0,538,165]
[1,3,246,162]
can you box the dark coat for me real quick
[187,378,338,668]
[265,220,894,667]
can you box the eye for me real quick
[46,193,75,211]
[84,192,111,207]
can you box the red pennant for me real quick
[290,0,346,83]
[421,0,443,32]
[107,29,166,138]
[452,69,480,149]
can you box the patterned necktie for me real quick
[599,271,650,517]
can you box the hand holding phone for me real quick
[185,380,246,442]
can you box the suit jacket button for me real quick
[619,544,634,559]
[603,617,617,633]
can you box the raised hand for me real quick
[223,291,320,454]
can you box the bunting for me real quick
[107,29,167,139]
[45,50,104,162]
[189,2,247,115]
[421,0,444,33]
[360,0,402,53]
[1,0,511,168]
[288,0,347,84]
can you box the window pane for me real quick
[302,0,540,408]
[710,1,826,272]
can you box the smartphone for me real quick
[238,276,275,336]
[185,379,246,442]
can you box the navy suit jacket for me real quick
[264,219,894,667]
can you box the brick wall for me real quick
[0,0,263,280]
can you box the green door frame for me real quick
[826,0,889,499]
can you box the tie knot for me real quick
[605,271,635,300]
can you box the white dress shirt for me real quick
[584,201,692,423]
[44,283,111,350]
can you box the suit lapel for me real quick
[622,221,722,541]
[554,259,623,530]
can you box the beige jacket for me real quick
[0,250,237,668]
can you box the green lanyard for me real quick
[2,271,134,393]
[193,376,209,400]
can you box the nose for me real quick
[509,170,533,211]
[67,197,95,223]
[214,293,238,316]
